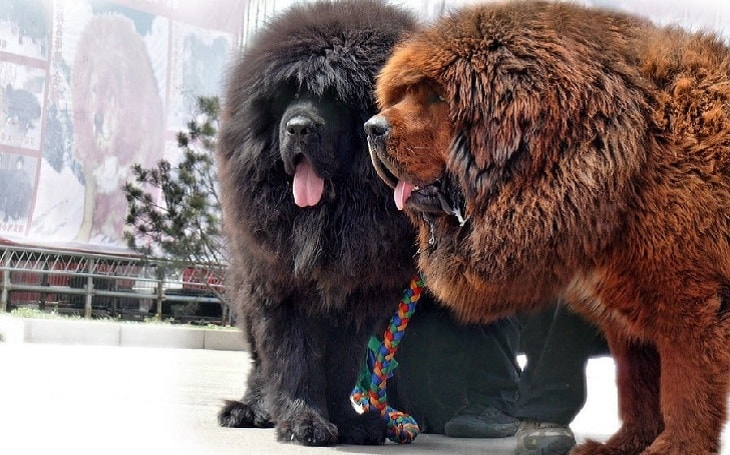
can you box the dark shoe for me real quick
[513,420,576,455]
[444,403,520,438]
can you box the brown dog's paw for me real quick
[571,438,646,455]
[570,440,614,455]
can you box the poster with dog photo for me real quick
[0,152,38,235]
[0,62,46,151]
[58,1,163,244]
[23,0,243,247]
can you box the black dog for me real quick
[216,0,418,446]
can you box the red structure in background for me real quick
[181,266,224,293]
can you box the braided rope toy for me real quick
[351,274,424,443]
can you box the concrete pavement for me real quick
[1,320,729,454]
[0,342,619,455]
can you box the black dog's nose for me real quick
[286,115,315,138]
[364,115,390,137]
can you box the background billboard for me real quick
[0,0,244,249]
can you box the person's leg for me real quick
[391,301,521,435]
[464,316,521,410]
[442,315,522,438]
[513,303,608,454]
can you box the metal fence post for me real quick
[39,263,49,311]
[155,265,164,318]
[1,251,10,312]
[84,258,94,319]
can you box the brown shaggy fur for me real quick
[365,1,730,454]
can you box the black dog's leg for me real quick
[325,302,391,445]
[219,314,273,428]
[326,325,388,445]
[260,307,338,446]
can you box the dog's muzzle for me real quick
[364,115,398,188]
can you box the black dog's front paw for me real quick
[337,409,387,445]
[218,400,272,428]
[276,405,339,446]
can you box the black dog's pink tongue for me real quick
[293,157,324,207]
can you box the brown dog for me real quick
[366,2,730,454]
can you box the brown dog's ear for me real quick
[448,131,492,204]
[483,117,524,170]
[448,127,522,207]
[445,66,538,202]
[448,132,475,202]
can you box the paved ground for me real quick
[0,343,727,454]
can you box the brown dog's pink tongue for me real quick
[394,180,415,210]
[293,158,324,207]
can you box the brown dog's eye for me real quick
[427,90,446,104]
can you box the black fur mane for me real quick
[218,0,417,307]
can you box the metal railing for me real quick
[0,245,229,324]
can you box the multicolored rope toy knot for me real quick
[351,273,424,444]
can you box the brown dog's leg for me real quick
[572,332,662,455]
[640,322,729,455]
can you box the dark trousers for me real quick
[512,304,608,424]
[390,301,608,433]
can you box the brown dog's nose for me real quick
[364,115,390,138]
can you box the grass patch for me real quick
[10,307,83,320]
[7,307,235,330]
